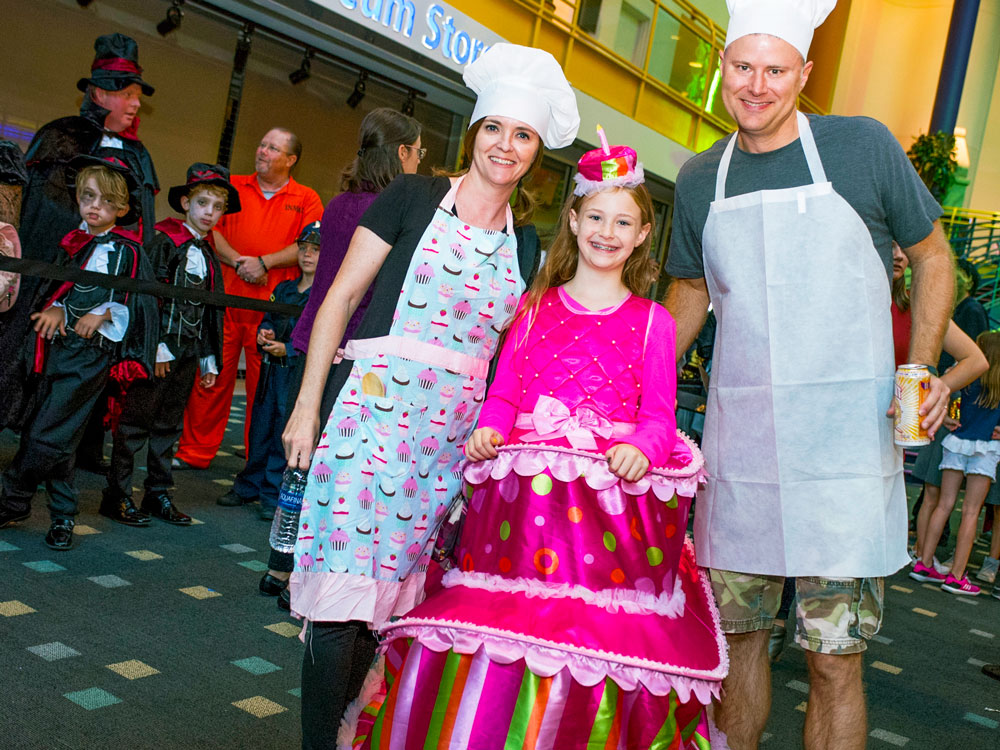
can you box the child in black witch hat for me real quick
[0,154,156,550]
[106,163,238,527]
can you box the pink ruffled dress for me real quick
[364,287,726,749]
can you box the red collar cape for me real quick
[152,217,219,302]
[34,227,142,373]
[58,225,141,258]
[80,96,143,142]
[153,216,217,250]
[114,116,141,142]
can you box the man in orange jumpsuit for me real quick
[174,128,322,469]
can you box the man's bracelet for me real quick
[258,256,268,272]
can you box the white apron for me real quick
[693,112,909,578]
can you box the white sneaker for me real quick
[977,557,999,584]
[933,556,953,576]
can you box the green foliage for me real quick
[907,131,958,203]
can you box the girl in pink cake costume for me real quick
[361,134,727,749]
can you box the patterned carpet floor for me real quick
[1,396,304,749]
[1,395,999,748]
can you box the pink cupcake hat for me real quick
[573,125,644,196]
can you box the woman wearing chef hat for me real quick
[282,42,579,748]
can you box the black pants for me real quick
[1,336,111,521]
[108,355,199,498]
[76,391,111,465]
[234,361,292,509]
[301,620,379,750]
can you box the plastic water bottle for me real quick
[269,467,308,554]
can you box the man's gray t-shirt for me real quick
[665,114,942,281]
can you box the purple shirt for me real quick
[291,189,380,354]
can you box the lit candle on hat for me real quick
[596,124,611,156]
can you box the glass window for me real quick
[650,200,674,301]
[551,1,577,25]
[648,9,713,107]
[578,0,601,33]
[524,158,573,250]
[614,1,653,67]
[579,0,653,68]
[706,63,734,126]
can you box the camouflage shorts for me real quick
[708,570,884,655]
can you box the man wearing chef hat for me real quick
[665,1,954,747]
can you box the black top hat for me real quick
[76,33,154,97]
[69,153,140,225]
[296,221,322,246]
[0,140,27,187]
[167,163,241,215]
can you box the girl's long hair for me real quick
[341,108,421,193]
[894,254,964,314]
[512,185,658,336]
[976,331,1000,410]
[892,275,910,312]
[434,118,544,227]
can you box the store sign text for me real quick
[335,0,491,66]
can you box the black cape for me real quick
[0,98,158,428]
[147,218,225,368]
[6,229,159,430]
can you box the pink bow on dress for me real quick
[518,395,614,451]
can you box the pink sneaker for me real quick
[941,574,981,596]
[909,561,946,583]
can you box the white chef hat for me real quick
[464,43,580,149]
[725,0,837,60]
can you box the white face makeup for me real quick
[78,175,128,234]
[181,190,227,235]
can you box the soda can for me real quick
[893,364,930,446]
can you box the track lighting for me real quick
[347,71,367,109]
[157,0,184,37]
[289,49,313,85]
[401,90,416,117]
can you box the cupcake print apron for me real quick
[292,176,524,626]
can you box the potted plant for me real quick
[907,131,958,203]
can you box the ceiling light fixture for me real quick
[401,90,416,116]
[157,0,184,36]
[347,71,367,108]
[289,49,313,85]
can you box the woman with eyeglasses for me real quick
[282,44,579,749]
[254,107,423,606]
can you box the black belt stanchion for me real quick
[0,256,303,317]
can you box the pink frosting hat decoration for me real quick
[573,125,645,196]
